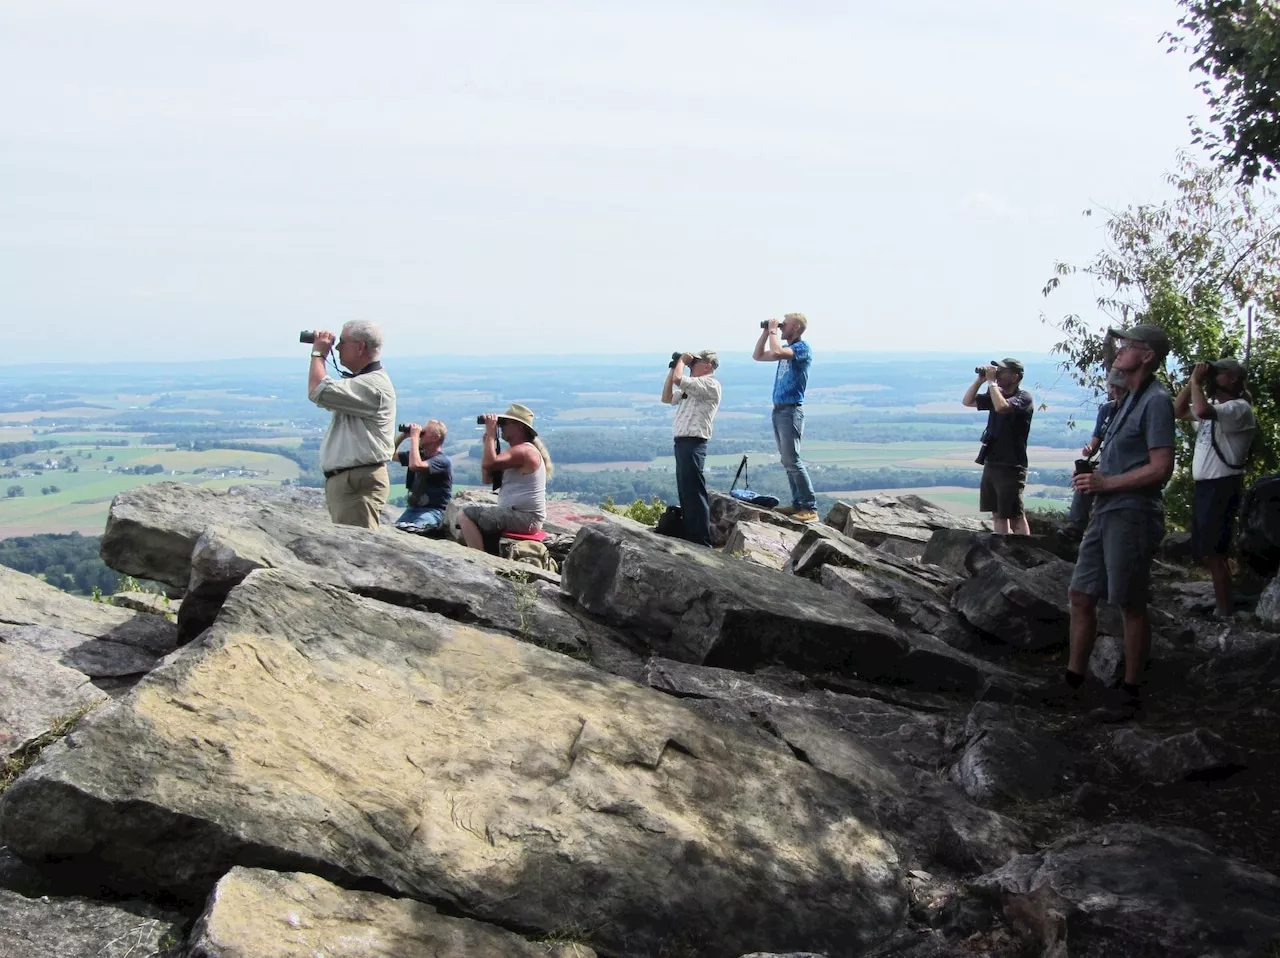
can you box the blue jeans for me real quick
[394,506,445,534]
[772,405,816,510]
[1065,488,1093,531]
[674,437,712,547]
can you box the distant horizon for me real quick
[0,348,1070,373]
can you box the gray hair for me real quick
[341,320,383,356]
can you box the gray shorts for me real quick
[979,463,1026,518]
[1069,508,1164,607]
[461,504,541,536]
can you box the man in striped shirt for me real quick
[662,350,722,547]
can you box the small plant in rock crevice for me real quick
[0,701,99,795]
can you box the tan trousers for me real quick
[324,464,390,529]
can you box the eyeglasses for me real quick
[1114,339,1151,352]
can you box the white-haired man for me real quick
[307,320,397,529]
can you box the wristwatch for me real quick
[311,350,325,358]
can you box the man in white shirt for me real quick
[1175,357,1257,618]
[662,350,722,547]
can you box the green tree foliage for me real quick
[1043,155,1280,525]
[0,440,58,459]
[0,533,125,595]
[1166,0,1280,183]
[601,495,668,525]
[5,485,23,498]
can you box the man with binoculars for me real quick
[662,350,722,547]
[752,313,817,522]
[1175,356,1257,619]
[305,321,397,529]
[962,358,1034,535]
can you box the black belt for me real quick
[323,462,386,480]
[773,403,801,408]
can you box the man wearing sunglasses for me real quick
[662,350,722,547]
[308,321,397,529]
[1045,323,1175,722]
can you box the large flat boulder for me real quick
[722,519,806,572]
[98,482,641,675]
[950,556,1076,650]
[0,642,105,758]
[709,492,809,547]
[0,565,177,656]
[0,885,185,958]
[0,623,159,679]
[561,521,1015,695]
[639,659,1028,874]
[0,568,907,957]
[825,495,989,549]
[972,823,1280,958]
[187,866,593,958]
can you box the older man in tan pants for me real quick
[307,320,397,528]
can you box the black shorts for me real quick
[979,463,1026,518]
[1191,476,1243,559]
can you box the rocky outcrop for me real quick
[708,492,809,547]
[1109,727,1244,784]
[186,866,594,958]
[950,556,1076,650]
[825,495,989,549]
[0,642,104,758]
[97,482,642,675]
[561,520,1020,696]
[722,520,805,572]
[973,823,1280,958]
[0,885,185,958]
[0,564,178,656]
[1,568,907,957]
[947,704,1075,805]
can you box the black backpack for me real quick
[1236,473,1280,574]
[654,505,684,538]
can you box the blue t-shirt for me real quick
[772,339,812,406]
[1092,399,1116,441]
[397,450,453,509]
[1093,381,1175,516]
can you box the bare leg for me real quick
[1120,604,1150,685]
[1205,555,1233,615]
[458,514,485,551]
[1013,514,1031,536]
[992,515,1010,534]
[1066,589,1099,676]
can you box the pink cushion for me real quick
[500,529,548,542]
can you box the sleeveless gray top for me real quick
[497,447,546,520]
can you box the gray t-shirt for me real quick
[1093,379,1175,516]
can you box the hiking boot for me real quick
[791,510,819,523]
[1089,687,1142,723]
[774,505,800,516]
[1033,678,1087,709]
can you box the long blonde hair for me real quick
[532,435,554,479]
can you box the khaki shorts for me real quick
[979,463,1026,518]
[324,464,390,529]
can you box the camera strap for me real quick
[1101,375,1154,448]
[730,455,749,492]
[1208,417,1251,471]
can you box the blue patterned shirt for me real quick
[772,340,812,405]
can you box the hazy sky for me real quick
[1,1,1208,363]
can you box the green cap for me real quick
[1209,357,1247,378]
[994,358,1025,374]
[1108,323,1171,358]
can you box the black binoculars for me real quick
[760,321,774,329]
[300,331,318,344]
[1074,459,1096,476]
[476,415,489,424]
[975,362,997,375]
[398,423,415,433]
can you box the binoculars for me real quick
[975,362,998,375]
[476,415,489,424]
[1074,459,1096,476]
[300,331,318,344]
[760,321,774,329]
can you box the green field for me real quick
[647,442,1077,472]
[829,485,1070,516]
[1,443,300,537]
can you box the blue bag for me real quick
[729,455,779,509]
